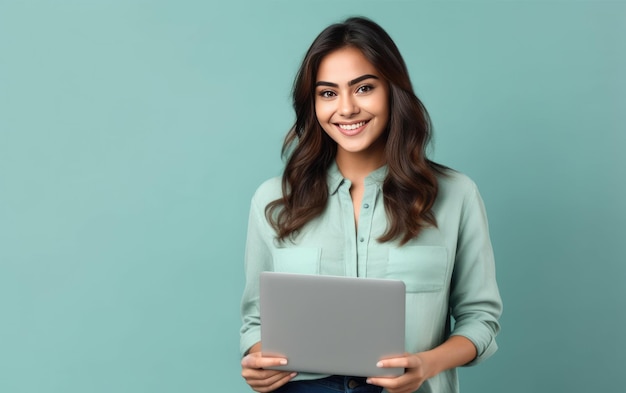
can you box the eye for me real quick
[318,90,336,99]
[356,84,374,94]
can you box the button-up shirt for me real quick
[240,162,502,393]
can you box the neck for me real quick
[335,148,385,185]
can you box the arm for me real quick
[448,183,502,365]
[240,189,297,391]
[370,181,502,392]
[240,196,270,356]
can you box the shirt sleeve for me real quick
[449,183,502,366]
[239,194,273,356]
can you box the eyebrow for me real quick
[315,74,379,88]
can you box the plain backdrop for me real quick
[1,1,624,392]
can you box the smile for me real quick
[337,121,368,130]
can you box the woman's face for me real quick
[314,46,389,163]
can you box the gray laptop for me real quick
[260,272,406,377]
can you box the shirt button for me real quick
[359,237,365,242]
[363,203,369,209]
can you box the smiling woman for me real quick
[239,17,502,393]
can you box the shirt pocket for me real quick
[387,246,448,293]
[272,247,321,275]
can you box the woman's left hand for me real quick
[368,336,477,392]
[366,353,433,393]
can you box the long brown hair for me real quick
[267,16,446,245]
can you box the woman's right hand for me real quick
[241,343,297,392]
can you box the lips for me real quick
[337,120,367,130]
[335,120,369,136]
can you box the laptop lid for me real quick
[260,271,406,377]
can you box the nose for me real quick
[338,94,359,117]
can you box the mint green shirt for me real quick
[240,163,502,393]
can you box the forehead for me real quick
[316,47,380,83]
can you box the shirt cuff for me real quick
[240,326,261,357]
[451,322,499,366]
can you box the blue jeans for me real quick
[274,375,383,393]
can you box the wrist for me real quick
[419,336,478,377]
[244,342,262,357]
[416,350,442,380]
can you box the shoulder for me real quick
[436,168,479,199]
[432,167,484,217]
[251,176,283,208]
[430,168,489,229]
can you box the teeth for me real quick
[338,121,366,130]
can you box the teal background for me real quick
[1,1,624,392]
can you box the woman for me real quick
[240,17,502,393]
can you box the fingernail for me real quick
[280,359,288,365]
[366,378,372,384]
[376,361,383,367]
[290,372,297,378]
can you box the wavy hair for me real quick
[266,16,446,245]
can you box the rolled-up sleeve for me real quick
[449,183,502,366]
[239,194,273,356]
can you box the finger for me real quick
[241,354,288,370]
[242,367,286,381]
[367,366,423,393]
[262,371,297,392]
[366,377,413,393]
[249,371,297,393]
[376,355,419,369]
[366,375,403,387]
[246,370,287,385]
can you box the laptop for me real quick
[260,271,406,377]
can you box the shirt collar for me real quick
[327,161,345,195]
[365,164,388,185]
[327,161,388,195]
